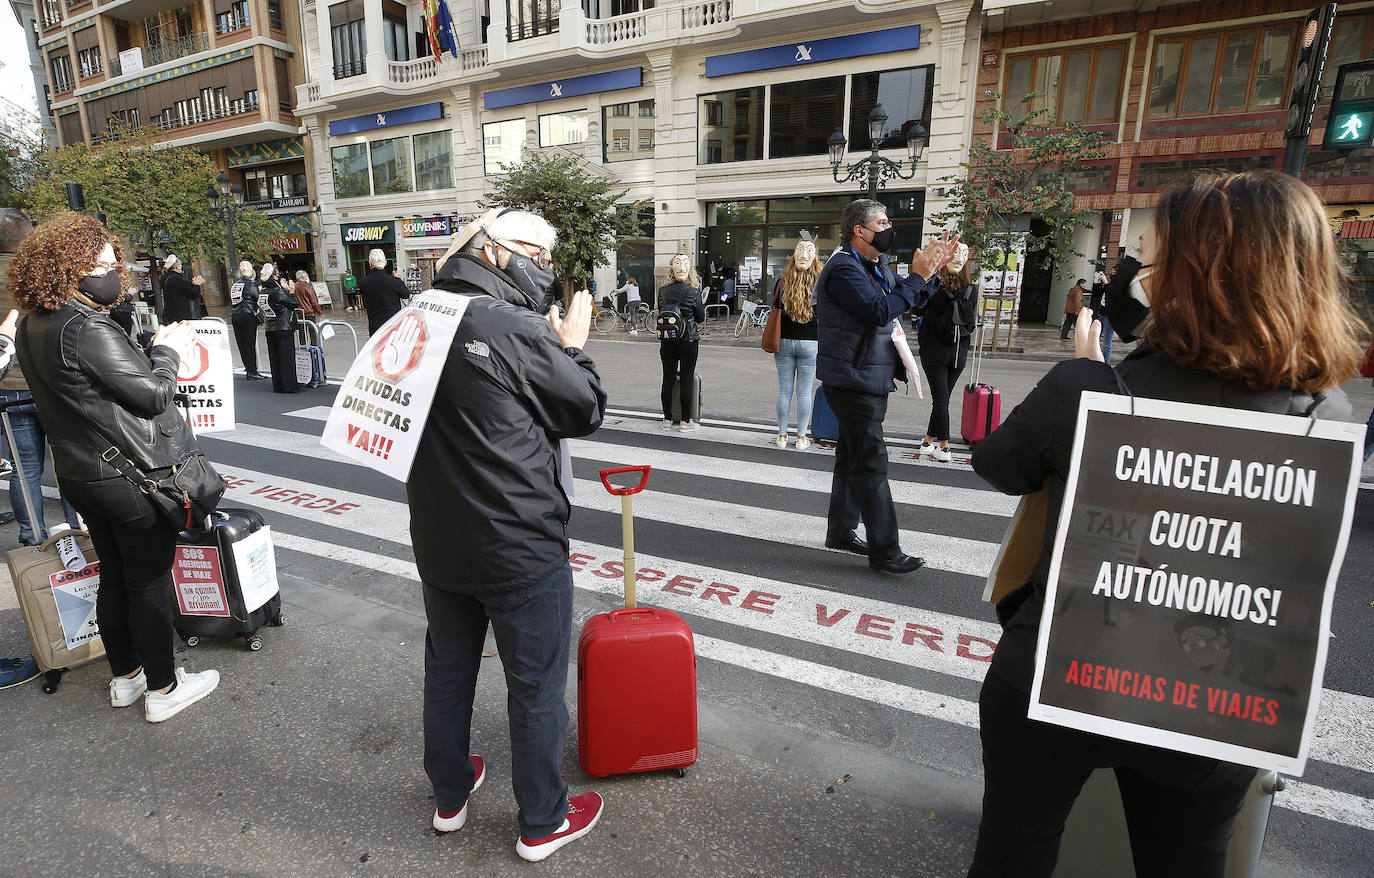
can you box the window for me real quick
[371,137,413,194]
[384,0,409,62]
[331,0,367,78]
[413,130,453,190]
[1324,15,1373,95]
[482,118,524,175]
[216,0,249,34]
[77,47,102,79]
[106,108,139,129]
[244,168,269,202]
[849,65,933,152]
[268,0,284,29]
[539,110,587,147]
[507,0,558,41]
[770,76,844,159]
[50,54,74,92]
[332,143,371,197]
[602,99,654,163]
[1148,25,1294,118]
[697,87,763,164]
[1004,46,1126,124]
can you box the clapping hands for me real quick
[911,229,962,280]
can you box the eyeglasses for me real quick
[88,260,119,276]
[496,239,553,270]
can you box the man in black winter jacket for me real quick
[407,207,608,862]
[160,254,203,322]
[359,249,410,334]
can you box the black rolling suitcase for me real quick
[670,372,704,422]
[172,508,283,651]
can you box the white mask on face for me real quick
[670,256,691,282]
[793,242,816,270]
[947,242,969,273]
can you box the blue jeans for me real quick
[774,338,818,436]
[422,564,574,838]
[0,390,81,545]
[1095,313,1114,362]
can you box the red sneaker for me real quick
[432,756,485,832]
[515,792,604,862]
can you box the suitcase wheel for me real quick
[269,612,285,628]
[246,635,263,652]
[185,635,200,648]
[675,768,687,778]
[41,669,62,694]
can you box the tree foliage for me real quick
[25,124,277,280]
[0,122,46,211]
[933,94,1110,276]
[480,149,642,287]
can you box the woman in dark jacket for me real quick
[966,172,1366,877]
[230,260,264,380]
[657,253,706,432]
[916,242,976,462]
[10,211,220,722]
[261,262,299,393]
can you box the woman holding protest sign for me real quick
[966,171,1366,878]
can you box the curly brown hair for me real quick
[8,211,125,313]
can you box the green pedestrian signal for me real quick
[1329,111,1374,147]
[1325,60,1374,149]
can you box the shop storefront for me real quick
[268,213,316,281]
[399,215,466,291]
[340,221,397,280]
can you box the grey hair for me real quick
[368,249,388,269]
[295,270,309,282]
[238,260,255,278]
[840,199,886,244]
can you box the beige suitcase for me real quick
[2,404,103,693]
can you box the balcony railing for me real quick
[387,56,439,85]
[40,0,62,28]
[682,0,731,29]
[459,47,488,72]
[153,97,260,132]
[298,81,321,105]
[333,60,366,79]
[215,11,250,35]
[52,76,75,94]
[585,10,646,47]
[144,32,210,67]
[507,1,560,41]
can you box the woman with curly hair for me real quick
[10,211,220,722]
[968,171,1367,877]
[771,240,822,450]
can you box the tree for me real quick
[0,122,46,210]
[480,148,642,293]
[934,94,1111,350]
[25,124,277,311]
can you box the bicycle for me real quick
[593,301,651,334]
[734,292,771,339]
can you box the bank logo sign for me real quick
[705,25,920,78]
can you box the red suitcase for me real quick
[960,319,1002,443]
[577,466,698,778]
[577,607,698,777]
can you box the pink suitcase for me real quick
[961,383,1002,443]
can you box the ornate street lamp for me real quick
[206,170,246,273]
[828,105,926,200]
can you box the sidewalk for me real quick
[0,562,981,877]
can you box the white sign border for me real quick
[1028,391,1363,776]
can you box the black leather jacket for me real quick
[262,279,297,332]
[232,277,261,321]
[657,281,705,342]
[16,300,197,483]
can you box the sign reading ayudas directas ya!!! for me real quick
[320,291,472,480]
[176,320,235,433]
[1030,393,1363,775]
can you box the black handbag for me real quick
[103,444,227,532]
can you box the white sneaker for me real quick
[679,421,700,433]
[144,667,219,723]
[433,756,485,832]
[932,446,952,463]
[775,434,788,448]
[795,436,812,451]
[110,669,147,707]
[917,442,935,458]
[661,419,674,431]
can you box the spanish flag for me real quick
[424,0,460,59]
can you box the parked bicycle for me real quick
[734,291,771,339]
[593,300,651,334]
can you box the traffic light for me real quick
[1284,4,1339,140]
[1323,60,1374,149]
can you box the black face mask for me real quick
[78,272,122,306]
[866,226,896,254]
[502,251,558,312]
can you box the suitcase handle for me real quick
[598,465,651,496]
[36,528,91,552]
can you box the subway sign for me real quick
[341,222,395,244]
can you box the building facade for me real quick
[24,0,312,296]
[9,0,57,143]
[295,0,983,301]
[980,0,1374,320]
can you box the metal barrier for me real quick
[318,319,360,360]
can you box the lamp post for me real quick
[206,170,245,277]
[827,105,926,200]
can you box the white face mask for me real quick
[946,242,969,273]
[793,242,816,270]
[670,256,691,281]
[1128,269,1152,307]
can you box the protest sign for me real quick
[320,290,471,480]
[232,527,279,614]
[176,320,235,433]
[172,545,229,617]
[1030,392,1362,775]
[50,564,101,649]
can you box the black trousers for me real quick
[422,566,573,838]
[919,336,970,441]
[231,311,261,376]
[265,329,297,393]
[969,670,1256,878]
[62,476,178,690]
[1060,313,1077,339]
[659,339,699,421]
[823,385,900,561]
